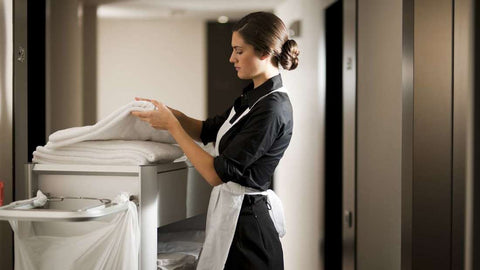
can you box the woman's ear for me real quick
[259,52,271,61]
[255,49,270,61]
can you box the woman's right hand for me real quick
[131,97,179,131]
[134,97,203,141]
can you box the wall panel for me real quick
[412,0,452,269]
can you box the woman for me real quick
[132,11,299,270]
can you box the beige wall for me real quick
[82,5,98,125]
[46,3,208,132]
[46,0,83,135]
[274,0,325,269]
[357,0,403,269]
[97,18,207,120]
[0,0,13,268]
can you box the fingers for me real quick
[131,110,160,121]
[150,100,162,108]
[130,110,142,116]
[130,112,150,124]
[135,97,163,109]
[135,97,151,102]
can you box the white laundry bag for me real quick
[9,194,140,270]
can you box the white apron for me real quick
[196,87,288,270]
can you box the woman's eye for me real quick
[236,51,243,55]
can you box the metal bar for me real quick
[139,165,158,270]
[14,0,28,201]
[25,163,35,198]
[402,0,414,269]
[0,199,128,222]
[343,0,357,269]
[30,162,188,176]
[452,0,474,268]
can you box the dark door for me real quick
[14,0,46,201]
[207,21,249,117]
[473,0,480,268]
[324,1,343,269]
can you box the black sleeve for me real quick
[200,106,232,145]
[213,108,282,184]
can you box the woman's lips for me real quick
[235,67,240,70]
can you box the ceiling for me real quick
[83,0,283,20]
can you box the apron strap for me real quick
[245,188,286,238]
[266,190,286,237]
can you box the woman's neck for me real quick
[252,68,279,89]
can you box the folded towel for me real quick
[47,101,176,149]
[33,140,184,165]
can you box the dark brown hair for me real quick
[232,12,300,70]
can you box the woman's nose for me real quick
[229,52,235,63]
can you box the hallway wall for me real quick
[275,0,326,268]
[356,0,403,269]
[97,18,207,121]
[46,0,83,134]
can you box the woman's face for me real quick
[229,31,265,80]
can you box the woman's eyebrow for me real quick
[232,46,243,49]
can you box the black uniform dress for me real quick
[200,74,293,270]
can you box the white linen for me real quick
[9,193,140,270]
[157,230,205,270]
[47,101,176,149]
[33,140,184,165]
[157,253,196,270]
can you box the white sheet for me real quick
[33,140,184,165]
[47,101,176,149]
[157,230,204,270]
[9,193,139,270]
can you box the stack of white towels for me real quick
[33,101,185,165]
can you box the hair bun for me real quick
[280,39,300,70]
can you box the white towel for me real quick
[33,140,184,165]
[47,101,176,149]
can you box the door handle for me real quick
[344,210,353,228]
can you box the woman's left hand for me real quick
[130,97,178,131]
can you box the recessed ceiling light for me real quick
[218,16,229,24]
